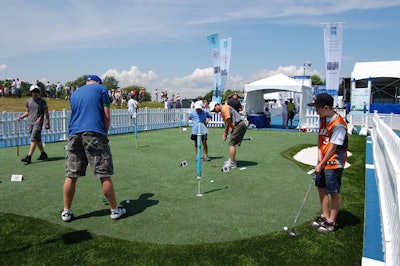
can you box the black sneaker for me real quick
[311,215,326,227]
[21,155,31,164]
[317,220,338,234]
[37,152,48,160]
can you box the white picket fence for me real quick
[0,108,225,148]
[372,111,400,266]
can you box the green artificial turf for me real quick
[0,128,366,265]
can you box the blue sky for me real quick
[1,0,399,99]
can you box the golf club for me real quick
[211,141,224,168]
[285,169,315,237]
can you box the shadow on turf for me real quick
[121,193,159,216]
[0,230,92,255]
[337,210,361,229]
[72,193,159,220]
[236,160,258,167]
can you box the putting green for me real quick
[0,128,320,244]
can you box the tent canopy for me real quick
[243,73,312,115]
[351,61,400,80]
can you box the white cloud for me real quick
[0,64,7,71]
[101,65,320,99]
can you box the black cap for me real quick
[307,93,334,107]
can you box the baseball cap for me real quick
[86,75,102,84]
[209,101,219,112]
[29,85,40,92]
[307,93,334,107]
[194,101,203,109]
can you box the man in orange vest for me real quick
[307,93,348,234]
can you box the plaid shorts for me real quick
[65,132,114,178]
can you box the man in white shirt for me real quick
[127,95,138,124]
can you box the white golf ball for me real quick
[126,200,130,204]
[283,226,288,231]
[210,180,214,183]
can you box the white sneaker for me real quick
[61,210,73,222]
[223,160,237,169]
[110,207,126,220]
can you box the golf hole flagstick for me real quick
[196,123,204,197]
[285,169,315,237]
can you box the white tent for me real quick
[351,61,400,80]
[243,73,313,122]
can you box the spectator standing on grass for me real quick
[61,75,126,222]
[282,100,289,129]
[209,101,247,170]
[287,98,296,128]
[264,106,271,127]
[17,85,50,164]
[307,93,348,234]
[228,93,243,113]
[16,78,21,98]
[189,101,212,162]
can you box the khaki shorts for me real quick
[29,124,43,142]
[65,132,114,178]
[229,121,247,146]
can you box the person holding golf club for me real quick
[209,101,247,170]
[61,75,126,222]
[17,85,50,164]
[307,93,348,234]
[189,100,212,162]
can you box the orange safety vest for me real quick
[318,114,348,170]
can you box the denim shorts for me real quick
[65,132,114,178]
[315,168,343,194]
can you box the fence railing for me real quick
[0,108,226,148]
[371,111,400,266]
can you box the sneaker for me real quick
[204,156,211,162]
[223,160,237,169]
[37,152,48,160]
[61,210,73,222]
[317,220,338,234]
[21,155,31,164]
[311,215,326,227]
[110,207,126,220]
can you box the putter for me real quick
[286,169,315,237]
[211,142,224,168]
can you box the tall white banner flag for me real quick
[220,37,232,98]
[207,33,221,102]
[324,22,344,107]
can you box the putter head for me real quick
[289,231,297,237]
[221,166,230,172]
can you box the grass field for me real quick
[0,125,366,265]
[0,97,164,113]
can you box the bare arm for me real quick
[104,106,111,134]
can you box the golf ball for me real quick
[126,200,130,204]
[283,226,288,231]
[211,180,214,183]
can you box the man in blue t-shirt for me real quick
[61,75,126,222]
[189,101,212,161]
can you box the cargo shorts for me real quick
[65,132,114,178]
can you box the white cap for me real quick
[29,85,40,92]
[209,101,219,112]
[194,101,203,109]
